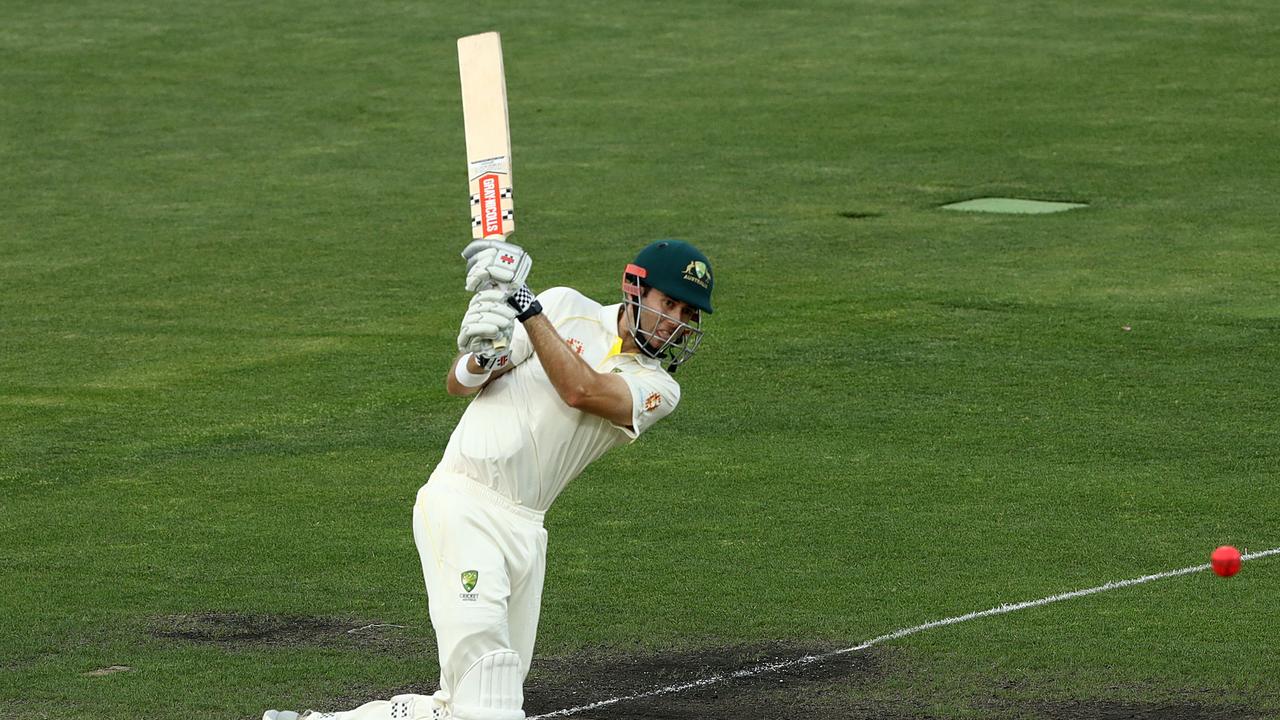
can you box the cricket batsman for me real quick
[265,238,714,720]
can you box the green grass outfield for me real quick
[3,1,1278,718]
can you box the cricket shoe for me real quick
[264,694,437,720]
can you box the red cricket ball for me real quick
[1211,545,1242,578]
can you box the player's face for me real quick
[638,288,698,347]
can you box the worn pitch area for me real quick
[146,620,1263,719]
[522,645,1261,720]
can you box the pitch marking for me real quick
[530,547,1280,719]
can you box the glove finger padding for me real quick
[465,255,517,291]
[462,240,531,292]
[458,322,513,352]
[457,291,518,352]
[466,298,518,322]
[464,247,498,272]
[462,239,519,265]
[462,312,514,336]
[470,288,510,304]
[463,317,514,366]
[467,336,513,365]
[466,289,518,315]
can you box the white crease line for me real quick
[346,623,407,634]
[530,546,1279,719]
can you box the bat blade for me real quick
[458,31,514,241]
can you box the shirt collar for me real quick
[600,302,663,369]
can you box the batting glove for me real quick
[462,239,532,293]
[471,341,511,371]
[458,289,517,354]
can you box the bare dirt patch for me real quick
[523,642,885,719]
[146,612,424,652]
[519,644,1268,720]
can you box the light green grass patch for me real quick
[941,198,1089,214]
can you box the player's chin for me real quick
[642,337,667,354]
[645,337,681,354]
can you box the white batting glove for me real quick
[471,336,511,370]
[457,289,517,357]
[462,239,532,293]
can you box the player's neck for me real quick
[617,306,640,354]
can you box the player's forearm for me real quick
[523,314,597,407]
[445,353,488,397]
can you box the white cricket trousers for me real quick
[413,470,548,710]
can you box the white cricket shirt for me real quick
[436,287,681,512]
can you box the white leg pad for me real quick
[451,649,525,720]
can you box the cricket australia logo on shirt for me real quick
[644,392,662,412]
[460,570,479,602]
[566,337,584,355]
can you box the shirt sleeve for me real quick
[613,362,681,440]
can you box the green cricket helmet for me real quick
[621,239,714,372]
[626,239,714,314]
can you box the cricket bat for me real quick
[457,31,515,352]
[458,31,515,243]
